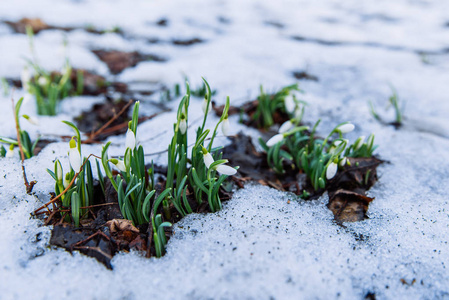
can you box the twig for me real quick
[12,96,36,194]
[83,100,133,143]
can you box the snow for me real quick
[1,0,449,299]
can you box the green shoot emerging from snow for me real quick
[0,97,39,159]
[369,86,404,127]
[261,120,377,193]
[47,122,98,227]
[253,84,305,129]
[22,25,82,116]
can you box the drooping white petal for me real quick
[21,67,30,91]
[266,133,284,147]
[63,174,70,188]
[69,147,82,172]
[203,152,214,168]
[339,157,347,167]
[222,118,230,136]
[56,161,63,181]
[216,164,237,176]
[294,107,303,120]
[179,119,187,134]
[326,162,338,180]
[125,128,136,150]
[202,99,211,114]
[111,159,126,172]
[337,123,355,134]
[6,147,14,158]
[355,136,365,150]
[284,94,296,114]
[38,76,48,86]
[279,120,293,133]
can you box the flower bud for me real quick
[266,133,284,147]
[222,118,230,136]
[326,162,338,180]
[337,123,355,134]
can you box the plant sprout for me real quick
[0,97,39,159]
[261,120,377,193]
[252,84,305,129]
[369,86,404,127]
[47,121,98,226]
[22,25,81,115]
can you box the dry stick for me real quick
[12,97,36,194]
[32,153,98,215]
[83,99,133,144]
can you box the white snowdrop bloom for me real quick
[202,98,211,114]
[38,76,48,86]
[216,164,237,176]
[125,128,136,150]
[367,134,375,146]
[63,174,71,188]
[21,67,30,90]
[179,118,187,135]
[56,161,63,181]
[110,159,126,172]
[279,120,293,133]
[68,139,82,172]
[202,146,237,175]
[326,162,338,180]
[284,94,296,114]
[222,118,230,136]
[354,136,365,150]
[337,123,355,134]
[266,133,284,147]
[22,114,39,126]
[339,157,347,167]
[6,145,14,158]
[294,107,303,120]
[203,152,214,169]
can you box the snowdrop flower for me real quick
[125,128,136,150]
[202,146,237,176]
[22,114,39,126]
[221,117,230,136]
[179,114,187,135]
[110,158,126,172]
[215,163,237,175]
[202,97,211,114]
[203,149,214,169]
[339,157,347,167]
[337,123,355,134]
[266,133,284,147]
[354,136,365,150]
[326,161,338,180]
[284,94,296,114]
[294,107,303,120]
[279,120,293,133]
[68,138,81,172]
[367,134,375,146]
[38,76,48,86]
[56,160,63,181]
[6,145,15,158]
[63,173,71,188]
[21,67,30,91]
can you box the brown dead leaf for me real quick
[328,189,374,222]
[106,219,139,234]
[5,18,50,34]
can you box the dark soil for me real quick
[92,50,166,75]
[222,132,383,223]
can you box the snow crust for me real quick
[0,0,449,299]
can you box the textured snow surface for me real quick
[0,0,449,299]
